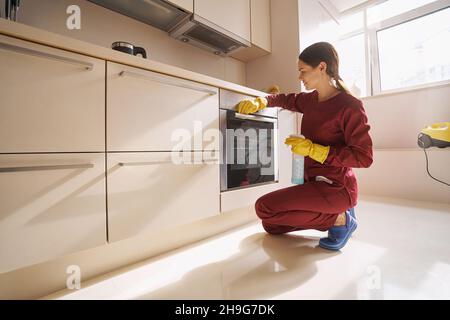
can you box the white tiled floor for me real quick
[43,197,450,300]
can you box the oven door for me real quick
[220,110,278,192]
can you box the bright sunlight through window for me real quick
[377,7,450,91]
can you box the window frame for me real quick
[337,0,450,97]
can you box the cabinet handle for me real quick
[119,160,172,166]
[0,42,94,71]
[118,71,217,95]
[0,163,94,173]
[118,159,217,166]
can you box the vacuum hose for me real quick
[418,133,450,187]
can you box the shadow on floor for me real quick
[136,232,340,300]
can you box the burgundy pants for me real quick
[255,181,352,234]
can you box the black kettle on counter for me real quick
[112,41,147,59]
[4,0,21,21]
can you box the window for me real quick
[336,33,367,97]
[339,11,364,35]
[334,11,367,97]
[376,7,450,91]
[367,0,438,25]
[335,0,450,96]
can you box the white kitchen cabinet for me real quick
[167,0,193,12]
[194,0,251,42]
[107,62,219,152]
[250,0,271,52]
[107,151,220,242]
[230,0,272,62]
[0,153,106,272]
[0,35,105,153]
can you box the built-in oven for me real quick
[220,89,278,192]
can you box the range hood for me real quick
[169,14,251,56]
[88,0,191,32]
[89,0,250,57]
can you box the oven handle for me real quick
[234,113,278,123]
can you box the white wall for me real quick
[354,148,450,204]
[362,85,450,148]
[356,85,450,204]
[246,0,301,94]
[0,0,246,85]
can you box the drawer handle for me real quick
[0,163,94,173]
[118,71,217,95]
[119,160,172,166]
[0,42,94,71]
[118,159,217,166]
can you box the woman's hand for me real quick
[284,136,330,164]
[235,97,268,114]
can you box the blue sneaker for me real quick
[319,210,357,251]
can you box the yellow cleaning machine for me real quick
[417,122,450,186]
[418,122,450,149]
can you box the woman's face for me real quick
[298,60,326,91]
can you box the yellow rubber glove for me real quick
[235,97,267,114]
[284,136,330,164]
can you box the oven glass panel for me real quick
[226,111,275,189]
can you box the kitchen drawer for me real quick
[0,153,106,272]
[0,35,105,153]
[107,62,219,152]
[107,151,220,242]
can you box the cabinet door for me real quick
[107,62,219,152]
[0,35,105,153]
[107,151,219,242]
[0,153,106,272]
[194,0,251,42]
[251,0,271,51]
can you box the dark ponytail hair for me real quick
[299,42,350,94]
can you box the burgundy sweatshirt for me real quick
[266,90,373,207]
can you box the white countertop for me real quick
[0,18,267,97]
